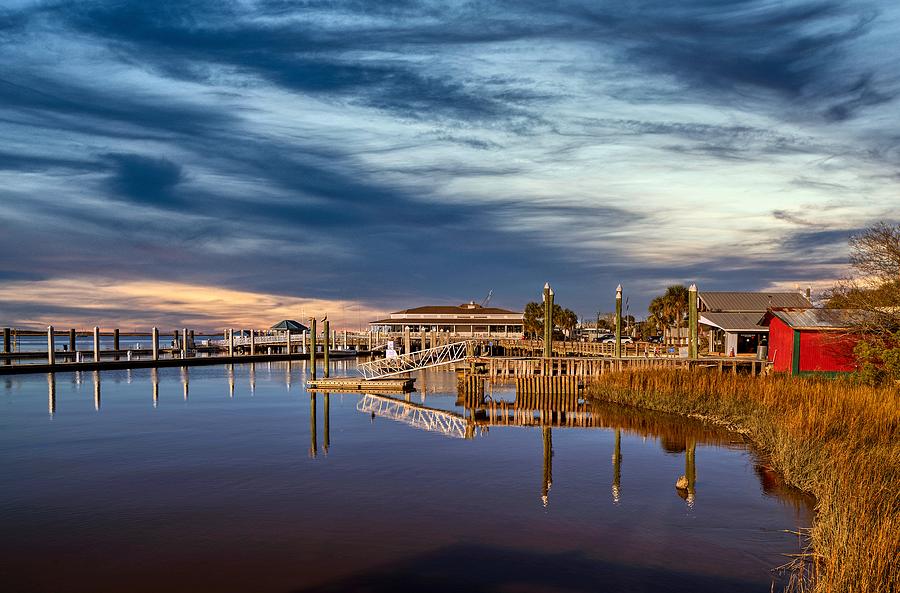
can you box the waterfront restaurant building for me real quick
[698,291,811,355]
[369,302,524,337]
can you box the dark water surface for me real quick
[0,362,812,593]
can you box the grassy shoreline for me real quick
[585,369,899,593]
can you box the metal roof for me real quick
[393,304,521,315]
[762,308,864,330]
[699,291,810,312]
[699,312,767,332]
[270,319,309,332]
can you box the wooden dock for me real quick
[307,376,415,392]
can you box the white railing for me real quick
[356,340,471,380]
[356,394,470,439]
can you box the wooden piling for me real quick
[47,326,55,365]
[93,326,100,362]
[182,327,188,358]
[323,320,330,378]
[2,327,9,353]
[69,328,76,354]
[152,327,159,361]
[309,318,317,380]
[249,329,255,356]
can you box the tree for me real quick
[522,302,579,338]
[648,285,689,331]
[826,222,900,383]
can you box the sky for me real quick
[1,0,898,330]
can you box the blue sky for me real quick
[1,0,898,329]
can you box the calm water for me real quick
[0,361,812,593]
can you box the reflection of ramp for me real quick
[357,341,470,380]
[357,394,470,439]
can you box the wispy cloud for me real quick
[0,0,898,324]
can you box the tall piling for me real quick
[47,326,55,365]
[113,328,120,352]
[228,328,234,357]
[615,285,623,359]
[69,328,76,354]
[182,327,188,359]
[2,327,9,353]
[249,329,255,356]
[689,283,698,359]
[543,283,551,357]
[309,318,317,379]
[323,320,330,378]
[404,326,411,355]
[152,327,159,361]
[93,326,100,362]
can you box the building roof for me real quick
[699,291,810,312]
[699,312,768,332]
[370,317,523,326]
[391,303,521,316]
[760,308,865,330]
[270,319,309,332]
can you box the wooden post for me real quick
[47,325,55,365]
[152,327,159,361]
[323,320,330,378]
[2,327,9,353]
[689,283,698,359]
[543,283,551,357]
[113,328,120,352]
[249,329,255,356]
[69,328,76,354]
[309,318,317,379]
[93,326,100,362]
[615,284,623,359]
[228,328,234,357]
[182,327,188,358]
[404,326,411,355]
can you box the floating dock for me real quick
[307,376,415,393]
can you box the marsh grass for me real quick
[586,370,899,593]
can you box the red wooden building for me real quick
[760,308,862,375]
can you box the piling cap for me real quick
[689,283,697,292]
[544,282,550,290]
[616,284,622,295]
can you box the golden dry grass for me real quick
[586,369,900,593]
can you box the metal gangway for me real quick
[357,340,471,380]
[356,394,471,439]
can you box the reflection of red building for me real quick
[761,308,862,375]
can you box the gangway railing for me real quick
[357,394,470,439]
[356,340,471,380]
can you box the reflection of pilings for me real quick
[541,427,553,507]
[309,394,318,458]
[181,367,189,401]
[228,364,235,398]
[612,428,622,504]
[676,439,697,507]
[249,363,256,396]
[47,373,56,416]
[93,370,101,411]
[324,393,330,453]
[151,367,159,407]
[285,360,292,390]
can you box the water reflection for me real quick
[181,367,189,401]
[47,372,55,416]
[612,429,621,504]
[93,371,101,411]
[151,368,159,408]
[309,394,317,459]
[324,393,330,453]
[356,389,763,508]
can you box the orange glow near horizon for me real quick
[0,277,385,332]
